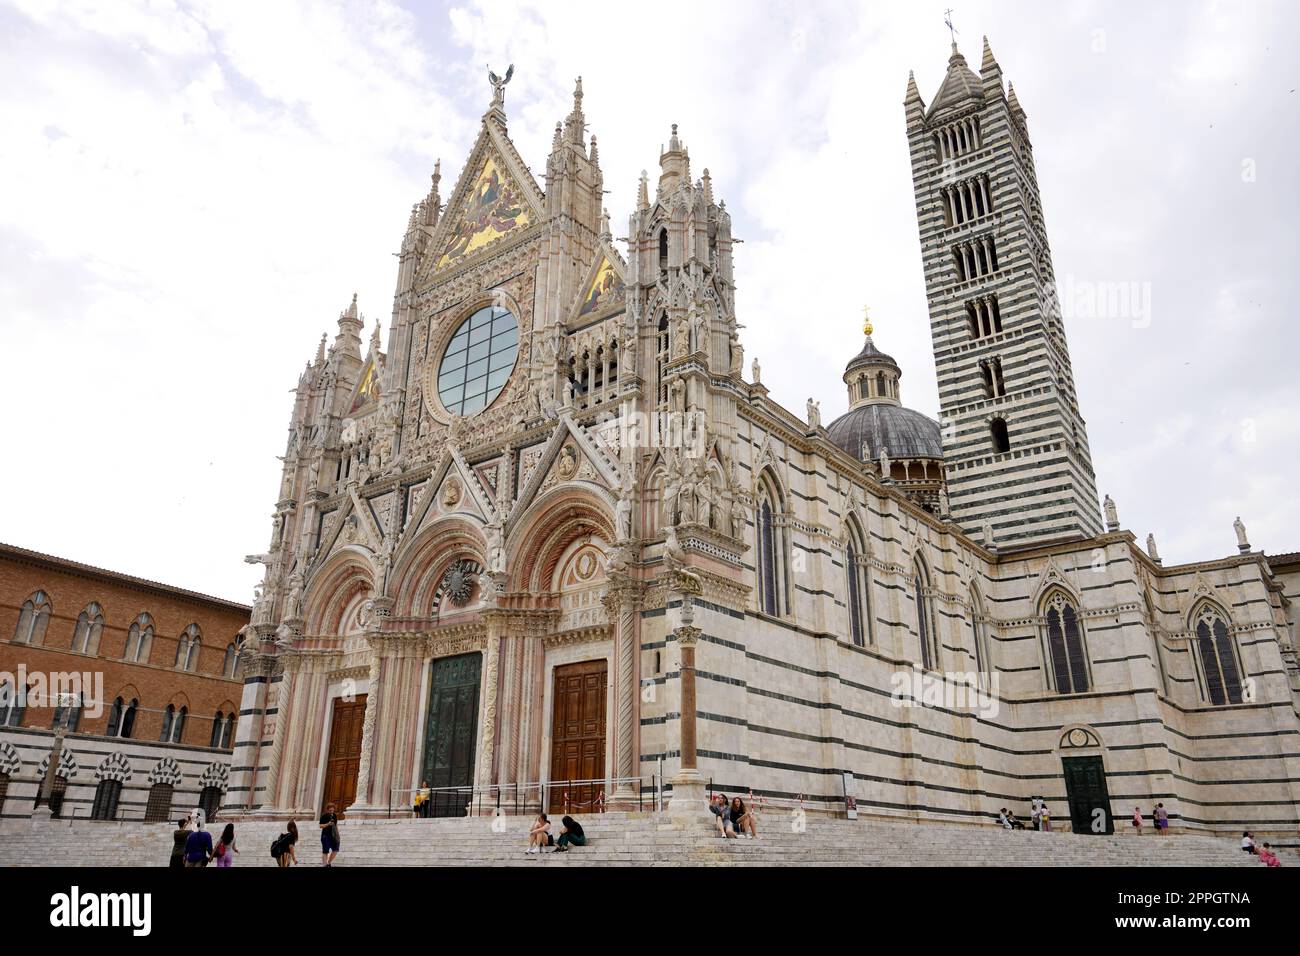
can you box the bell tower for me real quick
[906,37,1102,548]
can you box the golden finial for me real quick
[862,305,873,337]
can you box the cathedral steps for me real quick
[0,812,1264,867]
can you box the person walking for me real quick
[1030,798,1042,831]
[1132,807,1143,833]
[272,821,299,868]
[183,819,213,867]
[1154,803,1169,835]
[213,823,238,867]
[1040,803,1052,833]
[319,803,341,866]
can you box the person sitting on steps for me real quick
[526,813,553,855]
[554,815,586,852]
[730,795,759,839]
[711,793,737,839]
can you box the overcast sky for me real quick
[2,0,1296,602]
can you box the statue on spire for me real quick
[487,63,514,110]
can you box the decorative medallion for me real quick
[557,443,578,480]
[441,559,477,607]
[442,476,463,508]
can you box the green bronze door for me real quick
[1062,755,1113,834]
[420,652,482,818]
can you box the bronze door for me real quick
[549,660,607,813]
[420,652,482,818]
[321,694,367,817]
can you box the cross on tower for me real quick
[944,9,958,43]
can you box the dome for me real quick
[845,336,899,375]
[826,402,943,462]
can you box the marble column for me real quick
[605,574,644,808]
[666,576,707,816]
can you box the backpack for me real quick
[214,840,227,858]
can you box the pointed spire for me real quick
[552,121,563,151]
[370,319,382,353]
[980,35,998,72]
[315,333,327,366]
[904,69,926,129]
[658,124,687,195]
[588,134,600,167]
[564,76,586,147]
[701,167,713,206]
[637,169,649,211]
[344,293,359,322]
[1007,81,1023,115]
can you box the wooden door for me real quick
[549,660,607,813]
[321,694,367,818]
[1062,755,1113,834]
[420,653,481,818]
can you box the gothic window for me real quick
[0,680,24,727]
[171,706,188,744]
[655,314,670,409]
[35,774,67,818]
[160,704,175,742]
[144,783,174,823]
[969,585,990,677]
[1192,605,1243,705]
[982,358,1006,399]
[209,711,224,748]
[222,643,238,679]
[658,227,669,271]
[1144,593,1169,696]
[222,713,235,749]
[52,693,82,732]
[436,305,519,416]
[989,417,1010,453]
[199,785,222,823]
[91,779,122,821]
[1043,591,1090,694]
[914,560,938,670]
[13,590,51,644]
[845,519,871,647]
[756,474,787,617]
[107,698,138,739]
[124,613,154,663]
[71,603,105,655]
[175,624,201,671]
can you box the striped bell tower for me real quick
[905,37,1102,548]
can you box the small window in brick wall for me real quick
[199,785,222,823]
[91,779,122,821]
[35,775,68,818]
[144,783,174,823]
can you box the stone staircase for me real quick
[0,811,1265,867]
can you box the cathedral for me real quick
[230,39,1300,837]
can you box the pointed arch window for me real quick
[175,624,201,672]
[845,520,871,647]
[1193,605,1243,705]
[222,643,238,679]
[13,591,52,645]
[0,680,25,727]
[125,613,154,663]
[107,697,137,739]
[756,476,789,618]
[915,562,938,670]
[1043,591,1090,694]
[1144,593,1169,696]
[71,603,105,655]
[969,586,990,678]
[658,227,669,271]
[209,711,225,748]
[655,314,671,409]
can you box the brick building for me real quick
[0,542,250,822]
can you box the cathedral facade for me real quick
[230,40,1300,836]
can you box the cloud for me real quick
[0,0,1296,601]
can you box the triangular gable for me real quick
[508,414,622,534]
[571,245,627,322]
[395,442,499,557]
[422,121,545,281]
[348,350,384,415]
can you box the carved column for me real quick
[475,614,505,792]
[346,596,392,816]
[605,574,645,808]
[666,574,707,816]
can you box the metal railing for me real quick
[390,775,659,819]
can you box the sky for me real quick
[1,0,1296,602]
